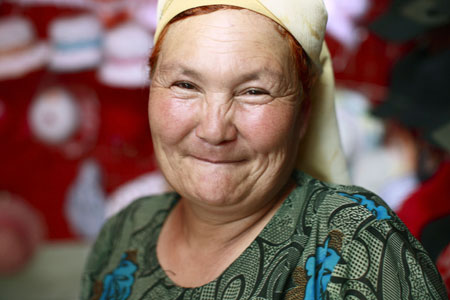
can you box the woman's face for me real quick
[149,9,306,211]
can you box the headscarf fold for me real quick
[154,0,350,184]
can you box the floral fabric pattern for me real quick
[338,192,391,220]
[81,171,447,299]
[97,252,138,300]
[304,231,343,300]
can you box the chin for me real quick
[191,191,238,207]
[182,169,252,207]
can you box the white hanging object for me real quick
[127,0,158,32]
[49,14,103,72]
[28,87,80,145]
[98,21,152,87]
[0,16,48,80]
[65,159,106,240]
[323,0,371,49]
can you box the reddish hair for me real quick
[149,5,313,101]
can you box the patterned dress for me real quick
[81,171,446,299]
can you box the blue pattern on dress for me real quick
[338,192,391,220]
[304,236,341,299]
[100,253,138,300]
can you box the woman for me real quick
[81,0,446,299]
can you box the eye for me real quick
[245,89,268,96]
[173,81,195,90]
[236,87,273,104]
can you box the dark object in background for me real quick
[421,215,450,263]
[372,48,450,152]
[370,0,450,42]
[370,0,450,151]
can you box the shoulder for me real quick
[80,193,177,300]
[293,171,425,266]
[292,170,398,236]
[92,193,176,244]
[90,192,177,255]
[288,171,447,299]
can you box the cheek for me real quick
[148,89,196,146]
[236,103,300,154]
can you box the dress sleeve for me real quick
[325,216,447,299]
[79,215,117,300]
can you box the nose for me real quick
[195,96,237,145]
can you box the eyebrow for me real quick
[158,62,284,83]
[158,63,202,79]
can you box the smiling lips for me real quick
[190,155,245,164]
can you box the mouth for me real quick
[190,155,245,164]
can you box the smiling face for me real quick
[149,9,307,211]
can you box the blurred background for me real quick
[0,0,448,299]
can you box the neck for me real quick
[179,179,294,250]
[177,197,277,252]
[156,180,295,287]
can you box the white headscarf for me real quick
[153,0,350,185]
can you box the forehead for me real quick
[157,9,293,71]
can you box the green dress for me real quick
[81,171,446,299]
